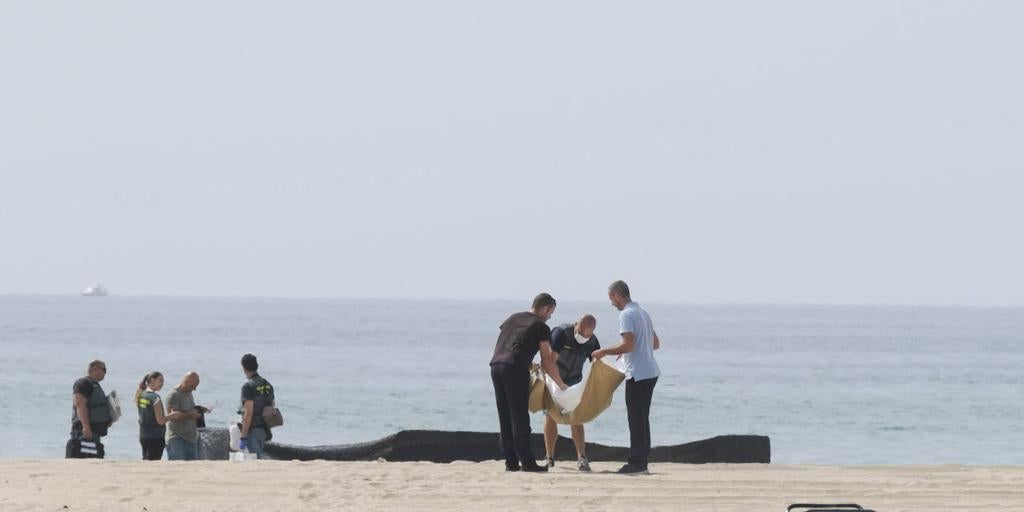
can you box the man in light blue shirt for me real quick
[592,280,660,474]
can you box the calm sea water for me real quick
[0,296,1020,464]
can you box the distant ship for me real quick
[81,284,108,297]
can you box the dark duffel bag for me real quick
[65,435,105,459]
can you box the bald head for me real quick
[178,371,201,392]
[576,314,597,338]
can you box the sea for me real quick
[0,295,1020,464]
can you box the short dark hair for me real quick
[88,360,107,372]
[241,353,259,372]
[579,314,597,328]
[609,280,631,300]
[531,292,556,310]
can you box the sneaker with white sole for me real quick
[577,457,591,472]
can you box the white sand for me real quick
[1,460,1022,512]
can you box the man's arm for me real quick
[73,393,92,440]
[592,332,636,360]
[240,400,254,438]
[539,341,568,390]
[653,331,660,350]
[165,394,200,422]
[164,409,198,421]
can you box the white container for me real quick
[228,423,241,451]
[230,451,257,462]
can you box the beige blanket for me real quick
[528,358,625,425]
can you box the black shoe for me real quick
[522,465,549,473]
[615,463,649,475]
[544,457,555,469]
[505,465,521,472]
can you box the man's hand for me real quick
[82,429,93,441]
[591,349,606,360]
[239,437,248,451]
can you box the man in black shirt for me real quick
[239,353,276,459]
[490,293,567,472]
[542,314,600,471]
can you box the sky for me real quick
[1,1,1022,305]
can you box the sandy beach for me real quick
[1,460,1021,512]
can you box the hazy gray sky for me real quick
[1,1,1021,305]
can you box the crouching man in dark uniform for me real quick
[542,314,600,471]
[67,360,112,458]
[490,293,567,473]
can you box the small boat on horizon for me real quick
[81,284,108,297]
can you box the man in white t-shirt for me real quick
[592,280,661,474]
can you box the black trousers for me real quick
[625,377,658,468]
[140,438,166,461]
[490,363,537,469]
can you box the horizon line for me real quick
[0,292,1021,310]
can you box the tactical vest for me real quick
[137,390,166,440]
[240,374,274,428]
[72,379,112,436]
[555,324,599,386]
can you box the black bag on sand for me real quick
[65,435,105,459]
[788,504,875,512]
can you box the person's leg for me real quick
[491,365,519,469]
[543,415,558,461]
[142,439,162,460]
[166,437,184,461]
[184,439,199,461]
[504,366,539,469]
[625,379,642,465]
[66,437,76,459]
[638,378,655,466]
[571,424,586,459]
[248,428,267,459]
[146,439,166,460]
[627,378,657,468]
